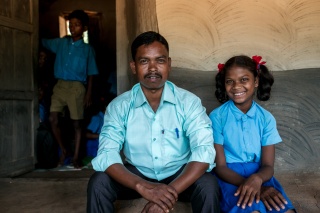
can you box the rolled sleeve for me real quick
[184,97,216,172]
[91,103,125,172]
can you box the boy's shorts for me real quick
[50,80,85,120]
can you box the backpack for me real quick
[36,123,58,169]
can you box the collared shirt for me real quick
[87,111,105,134]
[42,37,98,83]
[209,100,282,163]
[92,81,216,180]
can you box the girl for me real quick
[209,55,295,213]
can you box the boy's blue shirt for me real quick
[42,36,98,83]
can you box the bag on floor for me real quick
[36,123,58,169]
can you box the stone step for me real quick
[115,198,192,213]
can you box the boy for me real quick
[42,10,99,168]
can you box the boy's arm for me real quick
[84,75,93,107]
[41,38,61,53]
[169,161,208,193]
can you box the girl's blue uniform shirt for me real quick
[209,100,282,163]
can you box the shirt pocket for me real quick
[163,128,188,157]
[73,56,87,74]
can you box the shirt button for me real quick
[155,157,158,159]
[153,138,156,141]
[69,52,71,55]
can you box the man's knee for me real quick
[196,173,220,195]
[87,172,110,192]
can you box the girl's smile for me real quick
[225,66,258,113]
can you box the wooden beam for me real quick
[0,16,33,33]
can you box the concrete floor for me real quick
[0,169,320,213]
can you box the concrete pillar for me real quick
[116,0,158,95]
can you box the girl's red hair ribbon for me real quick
[252,55,266,70]
[217,63,225,72]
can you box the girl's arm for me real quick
[259,145,289,211]
[214,144,245,185]
[235,145,275,209]
[255,144,275,181]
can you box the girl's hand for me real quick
[235,174,263,209]
[260,186,288,211]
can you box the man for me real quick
[87,31,220,213]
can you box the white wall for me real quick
[156,0,320,71]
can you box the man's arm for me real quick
[106,163,178,212]
[169,161,208,193]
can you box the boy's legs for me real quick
[72,119,82,168]
[87,164,144,212]
[49,111,66,166]
[67,81,86,168]
[49,81,68,166]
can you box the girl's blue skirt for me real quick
[212,162,295,213]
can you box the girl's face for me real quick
[225,66,258,113]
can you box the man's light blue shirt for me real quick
[92,81,216,180]
[209,100,282,163]
[42,37,98,83]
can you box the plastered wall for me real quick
[156,0,320,71]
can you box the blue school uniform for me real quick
[209,100,295,213]
[86,111,104,157]
[42,36,98,83]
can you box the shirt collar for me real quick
[133,81,177,108]
[230,100,257,120]
[68,36,84,47]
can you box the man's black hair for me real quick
[131,31,169,60]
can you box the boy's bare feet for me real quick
[73,158,81,169]
[57,149,67,167]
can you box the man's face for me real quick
[130,41,171,93]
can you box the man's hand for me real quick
[235,174,263,209]
[260,186,288,211]
[137,182,177,213]
[141,202,168,213]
